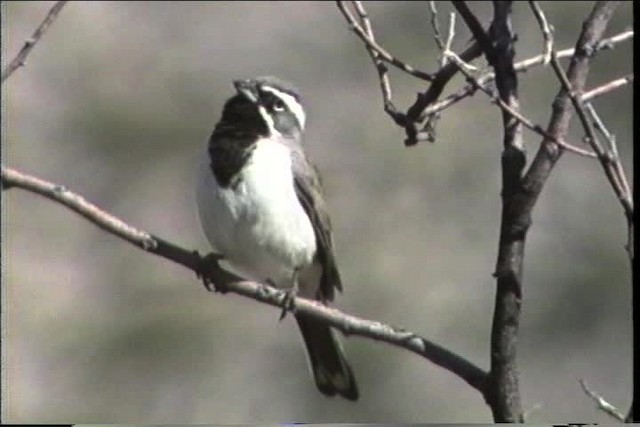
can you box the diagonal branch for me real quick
[579,379,626,422]
[420,30,633,118]
[336,1,434,82]
[581,73,633,102]
[1,1,68,83]
[443,52,597,158]
[1,164,489,394]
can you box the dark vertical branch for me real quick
[487,0,620,420]
[487,1,526,422]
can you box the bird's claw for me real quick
[279,289,297,321]
[195,251,228,293]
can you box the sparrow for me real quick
[196,76,358,400]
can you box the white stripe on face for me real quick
[261,85,306,130]
[258,105,281,136]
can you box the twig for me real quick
[428,1,446,60]
[451,1,494,59]
[404,40,484,144]
[549,50,633,235]
[579,379,626,421]
[584,102,634,261]
[1,1,68,83]
[528,1,554,65]
[442,12,477,72]
[336,1,434,82]
[444,52,597,158]
[581,73,633,102]
[336,1,404,126]
[1,164,489,394]
[421,30,633,118]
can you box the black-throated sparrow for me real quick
[196,76,358,401]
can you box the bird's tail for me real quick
[295,314,359,401]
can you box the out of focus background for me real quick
[1,1,632,423]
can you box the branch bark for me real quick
[1,1,68,83]
[1,164,489,395]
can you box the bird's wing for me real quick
[290,147,342,302]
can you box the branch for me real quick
[1,1,68,83]
[521,0,620,212]
[1,164,489,395]
[485,1,524,422]
[336,1,434,82]
[443,51,598,158]
[528,1,554,65]
[547,25,633,264]
[420,29,633,118]
[428,1,446,66]
[404,41,483,144]
[579,379,626,422]
[581,73,633,102]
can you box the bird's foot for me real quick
[195,251,228,293]
[278,287,298,321]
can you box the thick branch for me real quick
[1,164,488,394]
[484,1,525,422]
[1,1,68,83]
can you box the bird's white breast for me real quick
[196,138,317,287]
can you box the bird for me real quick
[196,76,359,401]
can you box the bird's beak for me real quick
[233,79,259,103]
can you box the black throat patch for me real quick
[207,123,258,189]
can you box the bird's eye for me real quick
[272,99,286,112]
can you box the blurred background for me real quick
[1,1,632,423]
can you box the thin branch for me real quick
[528,1,554,65]
[581,73,633,101]
[421,30,633,118]
[584,102,634,262]
[336,1,434,82]
[442,12,478,72]
[1,164,489,394]
[404,40,483,144]
[428,1,446,56]
[519,0,621,280]
[1,1,68,83]
[549,49,634,243]
[451,1,494,59]
[444,52,597,158]
[336,0,404,126]
[579,379,626,421]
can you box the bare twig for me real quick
[528,1,554,65]
[579,379,626,421]
[336,1,404,126]
[584,102,634,261]
[442,13,477,72]
[421,30,633,118]
[549,49,634,256]
[1,164,489,394]
[451,1,494,58]
[336,1,434,82]
[404,40,483,144]
[1,1,68,83]
[428,1,446,57]
[581,73,633,101]
[517,0,622,314]
[444,52,597,158]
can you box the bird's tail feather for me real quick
[295,314,359,401]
